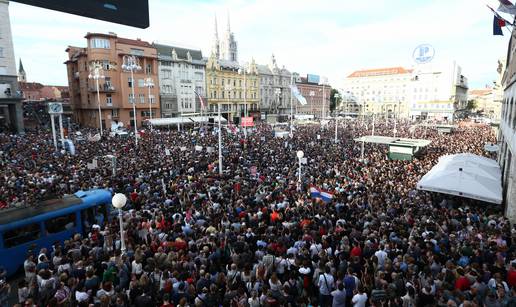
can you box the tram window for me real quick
[44,213,76,234]
[3,223,41,248]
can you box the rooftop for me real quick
[347,67,413,78]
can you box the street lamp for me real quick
[121,55,142,146]
[143,78,155,131]
[88,62,105,136]
[309,91,315,117]
[238,65,248,138]
[296,150,304,184]
[112,193,127,255]
[334,93,341,143]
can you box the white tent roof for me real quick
[417,153,502,204]
[147,116,227,126]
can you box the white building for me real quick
[154,43,206,117]
[257,54,292,115]
[343,62,468,121]
[409,61,468,121]
[343,67,413,119]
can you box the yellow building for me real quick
[205,53,259,120]
[205,14,260,121]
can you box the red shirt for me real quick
[455,276,470,291]
[508,269,516,287]
[350,246,362,258]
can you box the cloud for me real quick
[8,0,509,89]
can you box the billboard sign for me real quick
[12,0,150,28]
[307,74,320,84]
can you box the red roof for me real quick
[469,88,492,97]
[19,82,44,91]
[347,67,412,78]
[116,37,153,48]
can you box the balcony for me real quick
[89,84,115,93]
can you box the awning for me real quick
[416,153,502,204]
[147,116,227,126]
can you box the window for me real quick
[137,79,143,87]
[3,223,41,248]
[106,94,112,106]
[146,64,152,75]
[45,213,76,234]
[101,60,111,70]
[90,38,110,49]
[105,77,112,87]
[149,95,155,104]
[128,77,133,88]
[139,94,145,103]
[112,109,119,117]
[129,94,135,104]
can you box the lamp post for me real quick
[88,62,105,136]
[334,93,341,143]
[238,65,247,138]
[218,102,223,175]
[105,155,116,177]
[121,55,141,146]
[372,112,376,136]
[296,150,304,184]
[112,193,127,255]
[144,78,155,131]
[309,91,315,117]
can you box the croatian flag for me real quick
[320,190,334,203]
[193,90,206,110]
[310,186,321,198]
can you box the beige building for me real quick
[343,67,412,119]
[65,32,160,129]
[469,88,501,121]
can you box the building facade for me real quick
[65,32,160,129]
[0,0,23,133]
[344,63,468,121]
[343,67,412,119]
[469,88,501,121]
[205,16,259,120]
[409,61,468,121]
[295,76,331,118]
[257,55,292,115]
[154,43,206,118]
[498,33,516,223]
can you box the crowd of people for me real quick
[0,118,514,307]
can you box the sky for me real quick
[6,0,511,89]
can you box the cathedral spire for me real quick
[214,14,219,40]
[212,14,220,59]
[227,11,231,33]
[18,59,26,82]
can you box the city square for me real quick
[0,1,515,307]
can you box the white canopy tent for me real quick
[146,116,227,127]
[416,153,502,204]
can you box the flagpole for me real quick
[290,73,294,137]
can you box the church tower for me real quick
[18,59,26,82]
[220,13,238,62]
[0,0,17,77]
[211,15,220,59]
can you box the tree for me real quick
[466,99,478,111]
[330,88,340,112]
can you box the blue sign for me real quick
[307,74,320,84]
[413,44,435,64]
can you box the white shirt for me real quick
[318,273,335,295]
[374,250,388,267]
[131,260,142,275]
[352,293,368,307]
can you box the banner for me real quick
[165,149,171,156]
[207,147,214,153]
[195,145,203,151]
[241,117,254,127]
